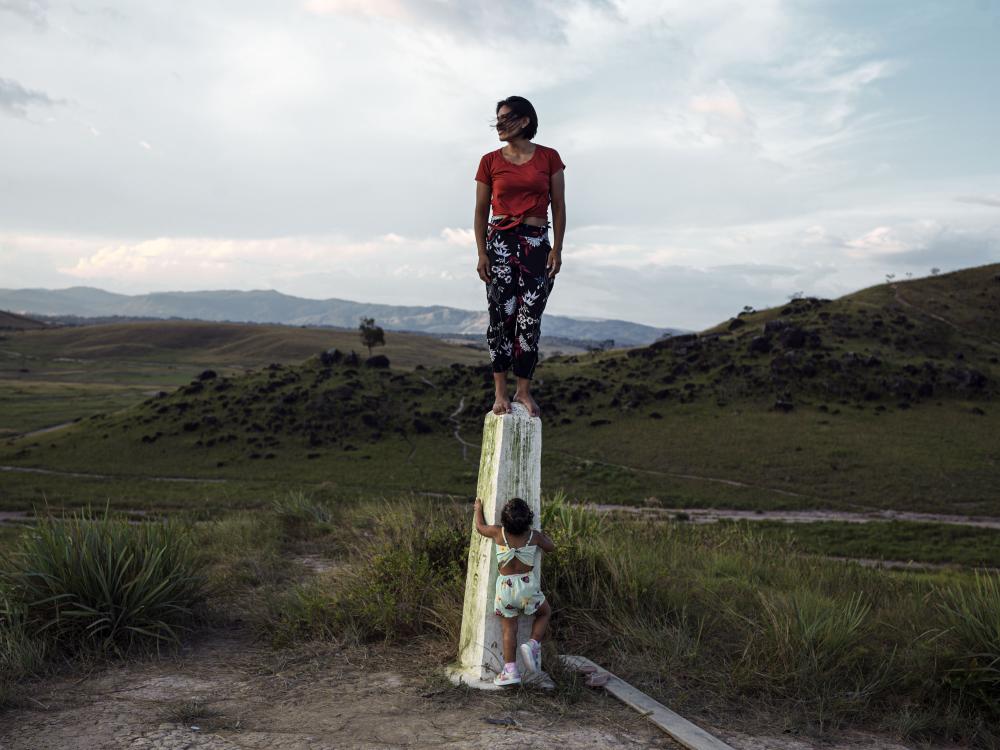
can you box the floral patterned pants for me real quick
[484,217,555,380]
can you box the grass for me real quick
[0,509,206,658]
[744,518,1000,568]
[2,265,1000,741]
[238,493,1000,746]
[1,491,997,746]
[0,321,487,434]
[3,266,998,516]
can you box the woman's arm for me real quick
[474,182,492,283]
[473,497,500,540]
[548,170,565,278]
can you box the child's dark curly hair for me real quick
[500,497,533,536]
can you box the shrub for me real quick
[0,509,206,658]
[933,570,1000,718]
[271,490,333,539]
[262,497,468,646]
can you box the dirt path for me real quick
[448,395,479,463]
[0,631,939,750]
[17,420,76,439]
[587,503,1000,531]
[0,465,228,483]
[891,283,1000,349]
[0,633,683,750]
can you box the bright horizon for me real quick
[2,1,998,330]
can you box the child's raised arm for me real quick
[532,529,556,553]
[473,497,501,540]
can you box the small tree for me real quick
[358,317,385,357]
[931,267,940,276]
[787,291,804,301]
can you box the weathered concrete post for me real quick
[448,401,542,689]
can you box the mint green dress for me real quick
[494,528,545,618]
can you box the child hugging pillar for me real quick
[448,401,542,689]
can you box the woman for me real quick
[474,95,566,418]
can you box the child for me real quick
[473,495,555,686]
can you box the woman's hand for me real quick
[547,248,562,279]
[477,253,491,283]
[474,497,482,514]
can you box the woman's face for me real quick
[495,105,527,141]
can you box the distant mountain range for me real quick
[0,287,685,346]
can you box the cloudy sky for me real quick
[1,0,998,329]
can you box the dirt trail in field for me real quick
[587,503,1000,531]
[448,395,479,463]
[17,421,76,439]
[891,283,1000,348]
[0,633,681,750]
[0,465,228,483]
[0,631,938,750]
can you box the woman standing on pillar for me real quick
[474,95,566,417]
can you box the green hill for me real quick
[1,319,488,370]
[3,264,998,515]
[0,310,49,331]
[0,320,487,436]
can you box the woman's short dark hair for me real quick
[495,95,538,140]
[500,497,533,535]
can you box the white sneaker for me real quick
[519,640,541,674]
[493,668,521,687]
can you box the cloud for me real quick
[0,76,62,118]
[845,226,909,257]
[300,0,617,41]
[440,227,475,246]
[0,0,47,27]
[955,194,1000,208]
[838,219,1000,270]
[708,263,800,276]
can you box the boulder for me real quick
[764,320,789,335]
[779,326,806,348]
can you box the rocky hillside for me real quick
[13,265,993,468]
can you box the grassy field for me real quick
[0,320,487,433]
[2,496,997,746]
[2,266,1000,747]
[2,265,999,520]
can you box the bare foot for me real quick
[512,392,540,417]
[492,393,512,415]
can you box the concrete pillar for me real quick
[448,401,542,689]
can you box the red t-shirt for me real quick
[475,144,566,219]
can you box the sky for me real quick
[1,0,998,330]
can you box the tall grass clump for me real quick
[730,587,885,728]
[932,570,1000,720]
[0,603,49,706]
[263,496,468,647]
[0,509,206,659]
[271,490,333,540]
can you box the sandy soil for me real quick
[0,632,954,750]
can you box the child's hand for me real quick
[474,497,482,513]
